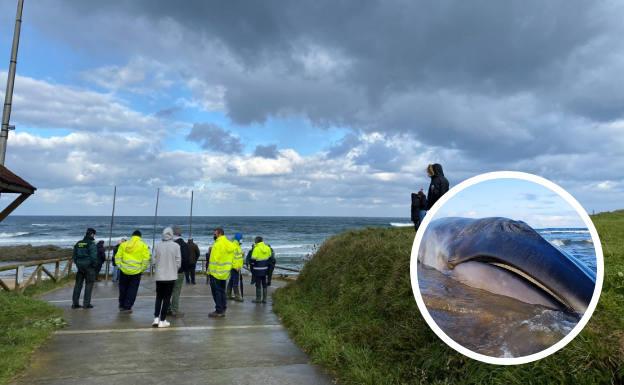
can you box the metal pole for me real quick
[151,188,159,275]
[105,186,116,281]
[189,190,194,238]
[0,0,24,165]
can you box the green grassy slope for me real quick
[0,277,71,384]
[274,211,624,385]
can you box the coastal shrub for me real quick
[0,280,68,385]
[274,212,624,385]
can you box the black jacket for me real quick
[411,192,427,222]
[97,242,106,263]
[175,238,191,273]
[426,163,449,210]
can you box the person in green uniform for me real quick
[71,227,98,309]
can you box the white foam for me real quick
[0,231,30,238]
[390,222,413,227]
[538,230,589,234]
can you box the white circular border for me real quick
[409,171,604,365]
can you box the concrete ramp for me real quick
[12,276,333,385]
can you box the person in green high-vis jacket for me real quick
[72,228,98,309]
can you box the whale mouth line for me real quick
[449,255,573,312]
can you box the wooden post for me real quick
[15,264,23,290]
[106,186,116,281]
[150,188,159,275]
[189,190,194,238]
[36,265,42,283]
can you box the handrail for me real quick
[0,256,72,272]
[0,255,73,292]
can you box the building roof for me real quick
[0,165,36,194]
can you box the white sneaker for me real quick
[152,317,159,327]
[158,320,170,328]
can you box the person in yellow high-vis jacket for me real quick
[115,230,150,312]
[208,228,235,317]
[226,233,245,302]
[251,236,272,304]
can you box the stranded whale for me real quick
[418,217,595,313]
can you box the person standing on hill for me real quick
[169,225,189,317]
[71,228,98,309]
[426,163,449,210]
[208,228,235,318]
[227,233,244,302]
[152,227,181,328]
[411,190,428,231]
[116,230,150,313]
[187,238,200,285]
[250,236,272,304]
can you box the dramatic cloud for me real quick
[0,0,622,215]
[253,144,278,159]
[186,123,243,154]
[0,72,163,133]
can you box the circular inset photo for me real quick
[410,171,603,365]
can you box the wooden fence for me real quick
[0,256,73,293]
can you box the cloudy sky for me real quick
[434,179,585,228]
[0,0,622,217]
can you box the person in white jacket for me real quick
[152,227,181,328]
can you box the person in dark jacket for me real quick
[169,225,189,317]
[71,228,98,309]
[95,240,106,280]
[411,190,428,231]
[111,238,126,283]
[426,163,449,210]
[267,246,276,286]
[187,238,200,284]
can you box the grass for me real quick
[273,210,624,385]
[0,245,71,262]
[0,276,71,385]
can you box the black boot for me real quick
[262,287,267,303]
[252,286,262,303]
[226,285,234,299]
[233,287,243,302]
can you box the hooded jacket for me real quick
[153,227,182,281]
[174,236,191,273]
[115,235,151,275]
[426,163,449,210]
[411,191,427,222]
[209,235,236,280]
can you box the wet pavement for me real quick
[11,274,333,385]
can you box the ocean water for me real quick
[0,216,410,270]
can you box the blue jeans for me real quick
[112,266,120,282]
[419,210,427,222]
[209,275,227,314]
[227,269,240,293]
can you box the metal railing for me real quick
[0,256,73,293]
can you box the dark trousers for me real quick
[185,264,197,284]
[95,261,103,277]
[226,269,240,292]
[255,275,267,289]
[72,264,96,306]
[118,272,142,310]
[154,280,175,321]
[209,275,227,314]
